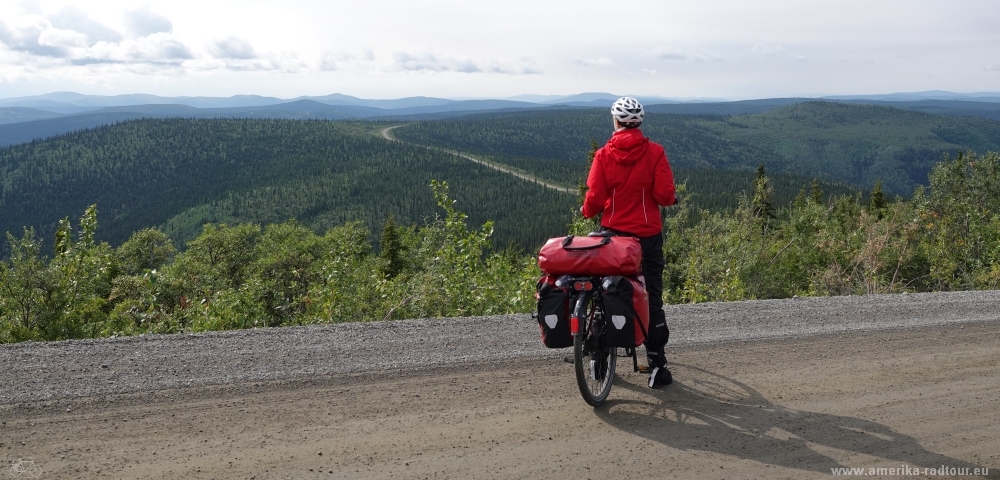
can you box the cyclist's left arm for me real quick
[651,146,676,207]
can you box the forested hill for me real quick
[392,102,1000,195]
[0,119,576,250]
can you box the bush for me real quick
[4,152,1000,343]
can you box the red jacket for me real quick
[582,128,676,237]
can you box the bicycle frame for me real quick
[566,276,642,375]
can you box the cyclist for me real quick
[581,96,676,388]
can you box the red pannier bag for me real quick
[535,275,573,348]
[601,275,649,348]
[537,235,642,276]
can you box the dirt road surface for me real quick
[2,292,999,479]
[379,125,574,194]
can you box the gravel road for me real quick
[380,125,574,193]
[3,290,999,479]
[3,290,999,406]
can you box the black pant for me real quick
[638,233,669,369]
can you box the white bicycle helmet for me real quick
[611,96,644,127]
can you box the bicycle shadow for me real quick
[595,363,984,475]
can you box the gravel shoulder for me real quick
[3,290,999,406]
[2,291,1000,478]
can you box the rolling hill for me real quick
[392,102,1000,195]
[0,119,577,251]
[4,101,1000,256]
[0,101,557,148]
[5,91,1000,149]
[0,107,66,125]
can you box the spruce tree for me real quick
[868,178,887,219]
[810,179,824,204]
[793,189,807,209]
[379,215,407,279]
[751,165,776,224]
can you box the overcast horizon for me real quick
[6,89,1000,104]
[2,1,998,101]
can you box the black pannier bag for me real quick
[600,275,650,348]
[536,275,573,348]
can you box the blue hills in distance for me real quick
[1,90,1000,147]
[3,89,999,112]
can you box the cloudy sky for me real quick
[1,0,998,100]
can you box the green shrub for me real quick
[4,152,1000,343]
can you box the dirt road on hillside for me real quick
[2,293,1000,479]
[379,125,574,194]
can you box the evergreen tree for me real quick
[793,189,807,209]
[810,179,824,204]
[868,179,887,219]
[379,215,407,279]
[751,165,776,225]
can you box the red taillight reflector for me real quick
[570,316,580,334]
[573,281,592,291]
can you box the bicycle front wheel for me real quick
[574,330,616,407]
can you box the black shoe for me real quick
[648,367,673,388]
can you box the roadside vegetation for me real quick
[0,181,538,342]
[658,151,1000,303]
[2,150,999,343]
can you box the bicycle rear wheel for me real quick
[574,326,616,407]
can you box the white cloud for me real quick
[38,28,89,50]
[125,33,192,61]
[75,33,192,65]
[318,50,373,71]
[750,44,806,62]
[1,0,998,99]
[319,55,347,72]
[484,60,541,75]
[394,52,479,73]
[209,59,277,71]
[750,44,785,57]
[0,16,72,57]
[49,6,122,45]
[652,46,723,62]
[576,56,612,67]
[656,51,687,61]
[209,36,256,59]
[0,9,192,70]
[193,50,310,73]
[389,53,541,75]
[124,6,173,37]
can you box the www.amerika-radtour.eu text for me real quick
[831,465,989,476]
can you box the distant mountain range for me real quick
[2,90,997,112]
[0,91,687,113]
[1,90,999,148]
[823,90,1000,102]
